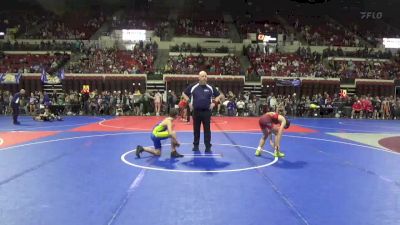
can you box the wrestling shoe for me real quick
[171,151,184,158]
[136,145,144,158]
[273,151,285,158]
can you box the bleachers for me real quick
[18,11,106,40]
[333,13,400,47]
[67,44,157,74]
[235,16,286,39]
[288,15,361,47]
[166,54,241,75]
[175,13,228,38]
[0,8,399,102]
[247,52,322,77]
[0,53,70,73]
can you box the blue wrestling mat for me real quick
[0,116,399,225]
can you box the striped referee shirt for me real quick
[184,83,220,110]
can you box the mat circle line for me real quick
[121,143,278,173]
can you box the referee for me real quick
[183,71,222,152]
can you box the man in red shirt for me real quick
[351,99,363,119]
[362,97,373,119]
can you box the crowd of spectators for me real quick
[175,17,228,38]
[170,43,230,53]
[0,52,70,73]
[322,47,393,59]
[245,45,400,80]
[66,41,157,74]
[331,13,400,47]
[111,11,165,31]
[246,45,328,78]
[164,53,241,75]
[1,9,400,123]
[235,17,287,39]
[0,10,51,38]
[110,12,170,40]
[19,11,106,40]
[1,89,399,121]
[289,16,364,47]
[3,8,400,45]
[0,40,86,52]
[328,59,400,80]
[1,41,399,80]
[2,11,400,80]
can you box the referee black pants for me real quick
[12,104,19,123]
[192,109,212,148]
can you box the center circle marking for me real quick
[121,143,278,173]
